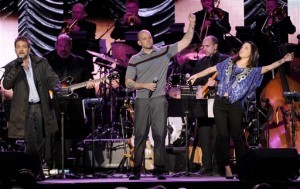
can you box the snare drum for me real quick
[167,74,186,99]
[167,85,181,99]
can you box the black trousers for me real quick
[133,96,168,170]
[25,104,44,175]
[213,97,245,167]
[197,119,215,170]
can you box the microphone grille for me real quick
[185,73,191,78]
[154,77,158,81]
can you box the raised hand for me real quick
[283,52,294,62]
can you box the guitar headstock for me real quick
[108,73,120,80]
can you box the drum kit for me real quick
[85,43,207,140]
[85,43,138,140]
[166,44,206,99]
[81,43,199,170]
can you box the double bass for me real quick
[260,62,300,152]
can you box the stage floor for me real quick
[33,174,300,189]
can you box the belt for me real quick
[215,95,229,100]
[28,101,41,105]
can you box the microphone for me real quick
[185,73,194,93]
[148,77,158,98]
[16,57,24,66]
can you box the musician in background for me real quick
[3,36,61,181]
[193,0,231,54]
[110,0,152,49]
[188,41,294,179]
[44,34,95,169]
[44,34,95,98]
[65,3,96,39]
[63,3,97,74]
[255,0,295,61]
[254,0,296,105]
[192,35,230,176]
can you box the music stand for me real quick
[168,98,208,176]
[82,98,104,175]
[50,97,73,179]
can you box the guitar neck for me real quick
[69,77,105,91]
[202,71,218,97]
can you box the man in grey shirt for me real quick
[125,13,196,180]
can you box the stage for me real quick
[33,174,300,189]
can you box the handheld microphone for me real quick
[185,73,194,93]
[148,77,158,98]
[16,57,24,66]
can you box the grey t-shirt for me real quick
[125,43,178,98]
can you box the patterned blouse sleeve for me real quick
[216,57,231,81]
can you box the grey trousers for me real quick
[133,96,168,169]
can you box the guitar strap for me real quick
[225,60,252,88]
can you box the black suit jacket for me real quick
[192,52,230,86]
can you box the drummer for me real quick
[191,35,230,176]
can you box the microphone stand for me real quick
[215,21,243,46]
[96,19,116,41]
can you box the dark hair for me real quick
[233,41,259,68]
[246,41,259,67]
[14,36,31,48]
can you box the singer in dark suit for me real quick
[191,35,229,176]
[125,13,196,180]
[2,36,61,181]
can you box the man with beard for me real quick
[43,34,95,170]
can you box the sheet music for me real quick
[207,99,214,118]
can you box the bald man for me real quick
[125,13,196,180]
[191,35,229,176]
[64,3,96,74]
[43,34,95,169]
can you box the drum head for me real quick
[111,42,137,67]
[167,86,181,99]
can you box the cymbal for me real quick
[176,44,205,65]
[111,42,138,67]
[94,62,113,69]
[87,50,118,64]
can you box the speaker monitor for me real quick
[83,140,129,169]
[238,148,300,181]
[0,152,34,181]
